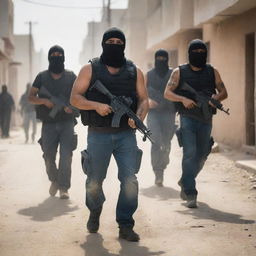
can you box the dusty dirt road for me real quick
[0,123,256,256]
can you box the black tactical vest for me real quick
[80,58,137,127]
[175,64,216,122]
[147,68,176,113]
[36,70,76,123]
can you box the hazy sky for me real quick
[13,0,128,73]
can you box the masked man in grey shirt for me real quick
[29,45,77,199]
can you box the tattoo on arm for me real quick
[167,70,179,90]
[168,80,178,87]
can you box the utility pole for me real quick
[28,21,32,83]
[107,0,111,27]
[25,21,37,83]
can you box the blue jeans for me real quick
[180,116,212,196]
[41,120,75,190]
[147,110,176,172]
[82,128,141,228]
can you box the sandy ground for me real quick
[0,122,256,256]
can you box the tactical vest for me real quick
[80,58,137,127]
[147,68,176,113]
[36,70,75,123]
[175,63,216,122]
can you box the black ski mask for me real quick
[154,49,169,77]
[188,39,207,68]
[48,45,65,74]
[100,27,126,68]
[2,85,7,94]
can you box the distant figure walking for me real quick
[19,83,37,143]
[0,85,15,138]
[146,49,176,187]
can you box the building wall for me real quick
[13,35,48,98]
[124,0,148,71]
[146,0,194,50]
[0,0,16,98]
[203,7,256,147]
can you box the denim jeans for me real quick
[40,120,74,190]
[83,128,141,228]
[147,110,176,172]
[180,116,212,196]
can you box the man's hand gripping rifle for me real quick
[39,86,79,118]
[90,80,154,143]
[179,82,230,117]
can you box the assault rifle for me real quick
[39,86,79,118]
[90,80,154,143]
[177,82,230,119]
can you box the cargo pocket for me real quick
[134,148,143,174]
[72,133,78,151]
[81,150,91,175]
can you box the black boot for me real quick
[186,195,197,208]
[178,180,187,200]
[154,170,164,187]
[87,207,102,233]
[119,226,140,242]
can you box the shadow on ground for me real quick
[177,202,255,224]
[18,197,79,221]
[80,233,165,256]
[140,185,180,200]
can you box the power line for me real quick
[18,0,103,9]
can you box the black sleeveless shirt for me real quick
[175,64,216,123]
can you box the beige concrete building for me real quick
[13,34,47,98]
[0,0,17,100]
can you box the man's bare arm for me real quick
[70,64,112,116]
[164,68,196,109]
[213,68,228,102]
[135,67,149,121]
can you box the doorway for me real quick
[245,33,255,145]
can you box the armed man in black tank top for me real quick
[70,28,148,242]
[164,39,228,208]
[146,49,176,186]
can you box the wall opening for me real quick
[245,33,255,146]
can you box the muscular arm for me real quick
[135,67,149,121]
[164,68,196,109]
[70,64,112,116]
[213,68,228,101]
[145,72,159,109]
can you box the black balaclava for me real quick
[2,85,7,93]
[48,45,65,74]
[154,49,169,77]
[188,39,207,68]
[100,27,126,68]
